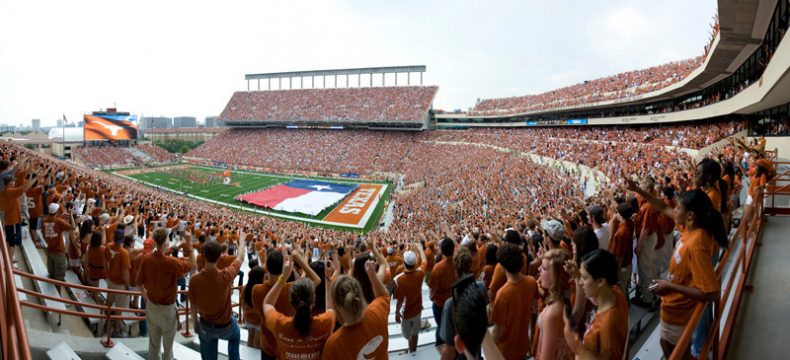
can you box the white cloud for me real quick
[0,0,716,125]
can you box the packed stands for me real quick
[219,86,438,123]
[471,56,705,115]
[74,144,178,168]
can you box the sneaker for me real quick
[630,297,652,309]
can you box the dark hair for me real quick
[290,278,315,337]
[440,238,455,257]
[485,244,498,266]
[202,240,222,263]
[353,253,374,303]
[661,185,676,200]
[581,249,618,286]
[79,218,94,239]
[153,228,168,247]
[90,230,103,248]
[503,229,521,245]
[453,246,473,277]
[496,243,523,274]
[123,234,135,248]
[244,266,265,307]
[309,261,326,312]
[616,202,634,220]
[587,206,606,225]
[572,226,599,265]
[266,251,284,275]
[680,189,728,248]
[697,158,728,214]
[452,283,489,357]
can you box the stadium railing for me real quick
[668,161,779,360]
[10,265,244,350]
[0,225,33,360]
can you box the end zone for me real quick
[323,184,386,227]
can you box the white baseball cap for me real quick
[403,251,417,266]
[48,203,60,214]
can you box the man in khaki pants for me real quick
[137,228,196,360]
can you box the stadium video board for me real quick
[84,114,138,140]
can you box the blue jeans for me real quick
[198,314,240,360]
[691,302,713,357]
[433,302,445,346]
[139,297,147,337]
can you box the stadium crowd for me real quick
[0,117,773,360]
[471,56,704,115]
[220,86,438,123]
[74,144,178,169]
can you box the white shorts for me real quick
[400,315,421,338]
[660,320,686,345]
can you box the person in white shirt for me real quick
[588,205,611,250]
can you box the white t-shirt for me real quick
[595,224,611,251]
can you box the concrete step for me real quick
[47,341,81,360]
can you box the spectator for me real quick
[137,228,195,360]
[490,243,539,360]
[429,238,457,349]
[393,243,428,354]
[189,235,247,360]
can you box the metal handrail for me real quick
[0,224,33,360]
[12,264,243,348]
[668,167,771,360]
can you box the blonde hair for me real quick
[543,248,571,304]
[331,275,366,324]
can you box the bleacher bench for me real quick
[47,341,80,360]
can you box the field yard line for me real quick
[114,173,367,229]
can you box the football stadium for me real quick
[2,1,790,360]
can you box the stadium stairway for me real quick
[127,147,152,162]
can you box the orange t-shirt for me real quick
[582,305,628,360]
[26,185,44,219]
[137,250,191,304]
[105,243,130,285]
[660,228,719,325]
[491,276,539,360]
[41,215,73,253]
[636,200,660,236]
[253,279,294,356]
[188,259,242,326]
[393,262,427,319]
[749,173,767,198]
[265,308,335,360]
[428,257,456,307]
[481,264,495,289]
[609,220,634,269]
[241,286,260,326]
[489,254,528,299]
[323,295,390,360]
[705,187,722,213]
[217,254,236,270]
[86,245,106,280]
[0,185,25,225]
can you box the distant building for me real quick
[32,119,40,131]
[173,116,197,128]
[0,124,16,132]
[141,116,172,129]
[56,119,63,127]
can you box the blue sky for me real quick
[0,0,716,127]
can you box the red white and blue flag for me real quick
[236,180,358,215]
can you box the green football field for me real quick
[114,164,391,232]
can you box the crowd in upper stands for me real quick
[219,86,438,123]
[0,113,775,360]
[471,56,704,116]
[74,144,178,169]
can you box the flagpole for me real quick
[62,116,65,159]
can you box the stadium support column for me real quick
[323,75,326,88]
[289,77,292,89]
[370,73,373,87]
[247,80,250,91]
[300,77,303,89]
[420,72,423,85]
[395,72,398,86]
[408,72,410,86]
[346,74,349,87]
[358,74,361,87]
[268,79,271,90]
[334,74,337,88]
[257,79,260,91]
[279,78,281,90]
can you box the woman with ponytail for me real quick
[626,179,722,358]
[323,258,390,360]
[263,257,335,359]
[563,249,628,360]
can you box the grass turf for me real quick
[121,165,389,233]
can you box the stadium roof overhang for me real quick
[447,0,778,119]
[245,66,427,80]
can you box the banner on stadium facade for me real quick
[83,114,138,140]
[526,121,539,126]
[566,119,588,125]
[340,173,360,178]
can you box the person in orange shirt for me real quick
[263,266,335,359]
[105,224,131,337]
[480,244,498,289]
[608,202,635,294]
[189,234,247,360]
[394,243,428,354]
[563,250,628,360]
[490,243,539,360]
[733,163,768,245]
[25,174,44,247]
[138,228,195,360]
[322,259,390,360]
[83,230,106,303]
[41,203,75,290]
[649,190,723,358]
[632,177,664,308]
[1,173,32,258]
[429,238,457,348]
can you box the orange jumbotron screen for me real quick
[83,114,138,140]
